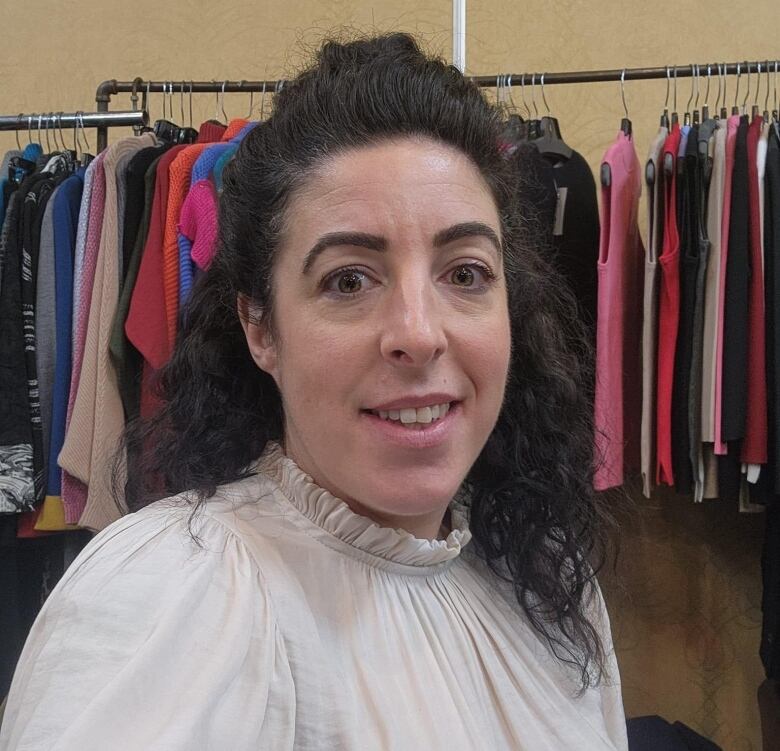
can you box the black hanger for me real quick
[533,115,573,162]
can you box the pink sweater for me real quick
[594,131,645,490]
[179,179,219,271]
[60,153,106,524]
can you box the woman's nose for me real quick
[378,277,448,367]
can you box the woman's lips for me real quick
[360,401,460,449]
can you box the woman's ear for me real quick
[237,294,278,378]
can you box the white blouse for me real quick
[1,443,628,750]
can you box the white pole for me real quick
[452,0,466,73]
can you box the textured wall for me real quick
[2,1,776,747]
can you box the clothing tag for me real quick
[553,186,567,236]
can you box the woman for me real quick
[0,34,627,750]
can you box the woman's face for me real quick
[241,137,511,539]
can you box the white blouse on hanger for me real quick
[1,443,628,750]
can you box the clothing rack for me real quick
[94,60,776,151]
[0,110,148,144]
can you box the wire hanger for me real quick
[671,66,679,125]
[684,63,694,126]
[519,74,531,120]
[532,72,572,162]
[692,64,701,124]
[660,66,670,128]
[764,61,771,122]
[620,68,632,136]
[742,62,752,115]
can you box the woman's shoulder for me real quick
[73,467,289,584]
[0,472,296,750]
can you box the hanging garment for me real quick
[59,133,157,532]
[701,121,727,499]
[714,115,741,456]
[34,181,62,490]
[594,131,644,490]
[61,152,106,524]
[687,120,717,502]
[20,172,62,503]
[656,122,683,486]
[214,143,239,192]
[0,148,22,228]
[178,179,218,278]
[537,150,601,330]
[690,121,719,498]
[742,114,768,471]
[162,126,240,350]
[641,125,668,497]
[0,192,35,513]
[125,144,187,417]
[671,126,700,494]
[110,144,171,423]
[766,125,780,494]
[721,116,751,445]
[36,169,86,532]
[178,122,258,306]
[0,444,629,750]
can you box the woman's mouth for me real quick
[366,402,452,428]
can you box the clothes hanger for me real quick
[683,64,694,126]
[498,75,528,146]
[692,64,701,125]
[773,61,779,122]
[732,63,742,116]
[527,73,541,140]
[619,68,632,136]
[763,61,771,123]
[602,70,632,187]
[531,72,573,162]
[752,62,762,120]
[671,66,679,125]
[176,81,198,143]
[660,67,671,128]
[742,62,753,117]
[664,70,677,176]
[647,71,670,186]
[702,64,711,121]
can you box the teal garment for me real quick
[213,144,238,193]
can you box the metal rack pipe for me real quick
[0,109,147,132]
[94,61,778,149]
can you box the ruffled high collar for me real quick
[256,442,472,571]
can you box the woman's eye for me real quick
[323,268,371,295]
[449,263,495,289]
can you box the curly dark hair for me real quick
[119,32,610,689]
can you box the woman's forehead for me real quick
[288,139,500,232]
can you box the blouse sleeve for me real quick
[0,505,295,751]
[590,579,629,751]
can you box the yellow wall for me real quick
[3,1,776,747]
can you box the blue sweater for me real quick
[46,168,84,497]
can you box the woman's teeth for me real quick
[370,402,451,426]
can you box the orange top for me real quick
[223,117,250,140]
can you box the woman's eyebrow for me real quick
[433,222,501,258]
[301,222,501,274]
[302,232,386,274]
